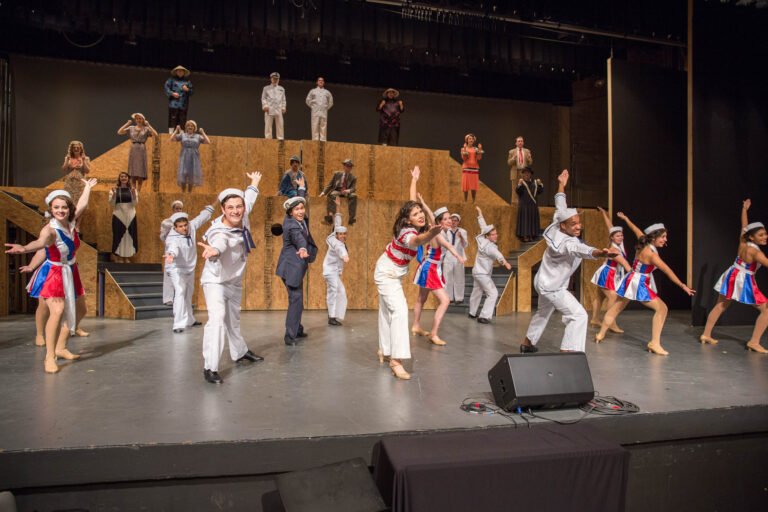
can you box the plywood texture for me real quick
[104,270,135,320]
[373,145,404,200]
[517,239,547,313]
[580,209,609,309]
[496,275,517,316]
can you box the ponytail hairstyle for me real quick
[392,200,427,237]
[636,228,667,251]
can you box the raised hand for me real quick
[295,176,305,188]
[82,178,98,189]
[743,199,752,210]
[475,206,482,215]
[246,171,263,188]
[411,166,421,180]
[597,206,606,213]
[557,169,569,186]
[616,211,627,221]
[198,241,219,260]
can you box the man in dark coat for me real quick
[319,158,357,225]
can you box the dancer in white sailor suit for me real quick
[520,170,618,353]
[323,203,349,326]
[443,213,468,304]
[164,205,214,333]
[160,200,185,305]
[470,206,512,324]
[197,172,264,384]
[589,206,632,332]
[262,72,287,140]
[700,199,768,353]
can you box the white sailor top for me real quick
[323,215,349,275]
[164,206,214,274]
[473,214,505,276]
[444,227,468,259]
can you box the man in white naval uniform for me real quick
[323,210,349,326]
[470,207,512,323]
[198,172,264,384]
[262,72,286,140]
[163,205,214,333]
[520,169,617,353]
[443,213,468,304]
[160,200,184,305]
[305,76,334,141]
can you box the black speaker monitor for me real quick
[488,353,595,410]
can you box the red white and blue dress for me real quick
[616,246,658,302]
[590,242,627,291]
[26,220,84,331]
[413,245,445,290]
[713,242,766,305]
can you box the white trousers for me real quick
[202,282,248,371]
[264,112,284,140]
[526,281,588,352]
[443,256,466,302]
[373,255,411,360]
[162,266,174,304]
[311,114,328,141]
[170,270,196,330]
[469,274,498,319]
[324,273,347,320]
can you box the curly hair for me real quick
[115,172,131,187]
[67,141,85,158]
[636,228,667,251]
[392,201,427,237]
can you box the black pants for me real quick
[168,107,188,130]
[327,191,357,222]
[283,279,305,340]
[378,125,400,146]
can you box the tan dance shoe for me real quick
[699,335,719,345]
[646,342,669,356]
[594,333,605,344]
[411,327,430,337]
[745,342,768,354]
[429,336,447,346]
[390,363,411,380]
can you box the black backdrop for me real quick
[610,58,687,310]
[9,55,557,201]
[691,3,768,326]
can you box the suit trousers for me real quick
[168,107,188,130]
[311,114,328,141]
[202,282,249,371]
[324,273,347,320]
[526,282,588,352]
[373,254,411,360]
[169,270,196,330]
[283,279,305,339]
[264,112,285,140]
[469,274,498,319]
[327,191,357,222]
[443,255,466,302]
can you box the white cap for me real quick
[450,213,461,221]
[481,224,495,236]
[45,189,71,205]
[170,212,189,223]
[609,226,623,235]
[644,223,666,235]
[334,226,348,234]
[433,206,449,219]
[171,200,184,208]
[554,208,579,224]
[283,196,306,211]
[218,188,244,203]
[743,222,765,233]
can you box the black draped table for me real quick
[373,423,629,512]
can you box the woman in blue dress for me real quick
[171,120,210,192]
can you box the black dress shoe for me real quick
[328,318,342,326]
[192,321,202,327]
[237,350,264,363]
[204,369,223,384]
[284,335,298,346]
[296,331,308,338]
[468,313,477,319]
[520,344,539,354]
[173,328,184,333]
[477,317,491,324]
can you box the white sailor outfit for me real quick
[306,86,334,141]
[443,223,468,302]
[262,83,286,140]
[323,213,349,320]
[470,214,506,320]
[164,207,213,330]
[526,192,597,352]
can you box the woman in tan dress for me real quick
[117,113,158,192]
[61,141,91,202]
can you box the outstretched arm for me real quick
[597,206,613,232]
[5,226,54,254]
[19,248,47,273]
[411,225,443,246]
[616,211,644,239]
[74,178,98,220]
[741,199,751,234]
[409,166,420,201]
[650,252,695,296]
[475,206,488,233]
[416,193,435,225]
[435,233,466,264]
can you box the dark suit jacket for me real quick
[276,216,318,288]
[321,171,357,196]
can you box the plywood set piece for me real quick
[103,270,135,320]
[495,274,517,316]
[516,239,547,313]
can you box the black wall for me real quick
[10,55,557,202]
[610,58,687,309]
[691,3,768,326]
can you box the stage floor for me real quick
[1,308,767,455]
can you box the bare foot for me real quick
[75,328,90,337]
[55,349,81,360]
[44,358,59,374]
[35,335,46,346]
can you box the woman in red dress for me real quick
[461,133,483,202]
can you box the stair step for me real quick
[125,292,163,299]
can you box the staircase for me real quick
[447,239,539,316]
[100,263,172,319]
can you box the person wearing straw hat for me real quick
[700,199,768,353]
[164,204,215,334]
[469,206,512,324]
[520,170,618,354]
[443,213,468,304]
[197,172,264,384]
[306,76,334,141]
[594,210,695,355]
[377,88,404,146]
[160,200,185,304]
[589,207,632,332]
[164,65,194,134]
[262,72,287,140]
[117,113,158,192]
[323,203,349,326]
[5,179,98,374]
[277,189,318,345]
[319,158,357,225]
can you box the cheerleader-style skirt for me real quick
[414,259,445,290]
[26,261,52,299]
[616,272,658,302]
[38,263,85,299]
[714,264,767,305]
[591,264,624,291]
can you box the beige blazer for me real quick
[507,147,533,177]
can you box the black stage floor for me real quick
[1,309,767,503]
